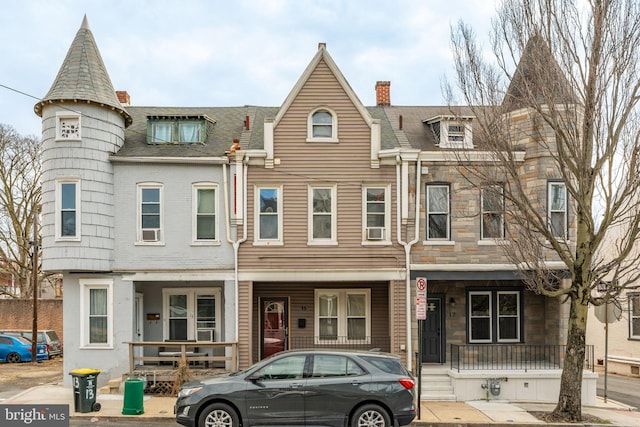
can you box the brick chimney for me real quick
[375,81,390,106]
[116,90,130,106]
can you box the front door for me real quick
[261,298,288,358]
[422,296,444,363]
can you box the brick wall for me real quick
[0,299,63,342]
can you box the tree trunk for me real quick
[552,295,588,421]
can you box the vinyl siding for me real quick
[240,59,405,270]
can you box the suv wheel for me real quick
[198,402,239,427]
[351,404,391,427]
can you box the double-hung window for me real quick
[309,185,337,244]
[193,184,217,242]
[56,179,80,240]
[481,185,504,239]
[364,185,390,242]
[255,186,282,244]
[630,293,640,340]
[163,288,221,342]
[316,289,370,344]
[426,184,450,240]
[548,181,568,239]
[80,279,113,348]
[468,290,521,343]
[138,184,163,243]
[307,108,338,142]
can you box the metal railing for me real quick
[450,344,595,372]
[288,336,391,352]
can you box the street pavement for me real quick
[2,382,640,426]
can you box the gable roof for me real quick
[273,43,374,128]
[503,33,576,110]
[34,15,132,126]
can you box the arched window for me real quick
[307,108,338,142]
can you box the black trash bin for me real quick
[69,368,102,413]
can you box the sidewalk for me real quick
[3,384,640,426]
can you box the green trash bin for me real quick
[122,377,145,415]
[69,368,101,413]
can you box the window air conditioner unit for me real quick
[142,228,161,242]
[197,329,214,342]
[366,227,385,240]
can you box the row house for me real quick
[36,16,596,402]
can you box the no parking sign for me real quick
[416,277,427,320]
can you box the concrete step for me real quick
[420,368,455,401]
[420,393,457,401]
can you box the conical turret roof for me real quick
[503,33,576,110]
[34,15,132,126]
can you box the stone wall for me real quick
[0,299,63,342]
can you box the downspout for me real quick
[223,153,249,369]
[396,155,421,373]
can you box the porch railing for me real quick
[450,344,595,372]
[127,341,238,373]
[288,336,391,352]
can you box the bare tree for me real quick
[448,0,640,421]
[0,124,41,299]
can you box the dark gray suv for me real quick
[175,349,416,427]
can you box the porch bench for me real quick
[158,351,209,368]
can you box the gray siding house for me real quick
[36,17,239,386]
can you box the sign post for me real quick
[416,277,427,320]
[415,277,427,419]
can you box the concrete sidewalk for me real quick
[3,384,640,426]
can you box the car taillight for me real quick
[398,378,415,389]
[46,344,50,353]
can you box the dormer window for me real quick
[147,115,212,144]
[307,107,338,142]
[425,115,474,148]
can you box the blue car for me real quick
[0,334,48,363]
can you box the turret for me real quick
[35,15,131,272]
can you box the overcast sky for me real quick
[1,0,497,137]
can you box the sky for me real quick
[0,0,497,138]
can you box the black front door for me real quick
[422,297,443,363]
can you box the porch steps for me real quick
[99,378,122,395]
[419,365,456,401]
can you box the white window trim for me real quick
[480,185,505,240]
[469,291,493,343]
[306,107,339,143]
[630,293,640,340]
[548,181,568,240]
[162,288,222,342]
[308,184,338,246]
[314,289,371,345]
[55,178,81,241]
[426,184,450,241]
[254,185,284,246]
[136,183,164,245]
[79,278,114,349]
[192,183,219,245]
[362,184,391,245]
[55,111,81,141]
[497,290,520,342]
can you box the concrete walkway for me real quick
[3,384,640,426]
